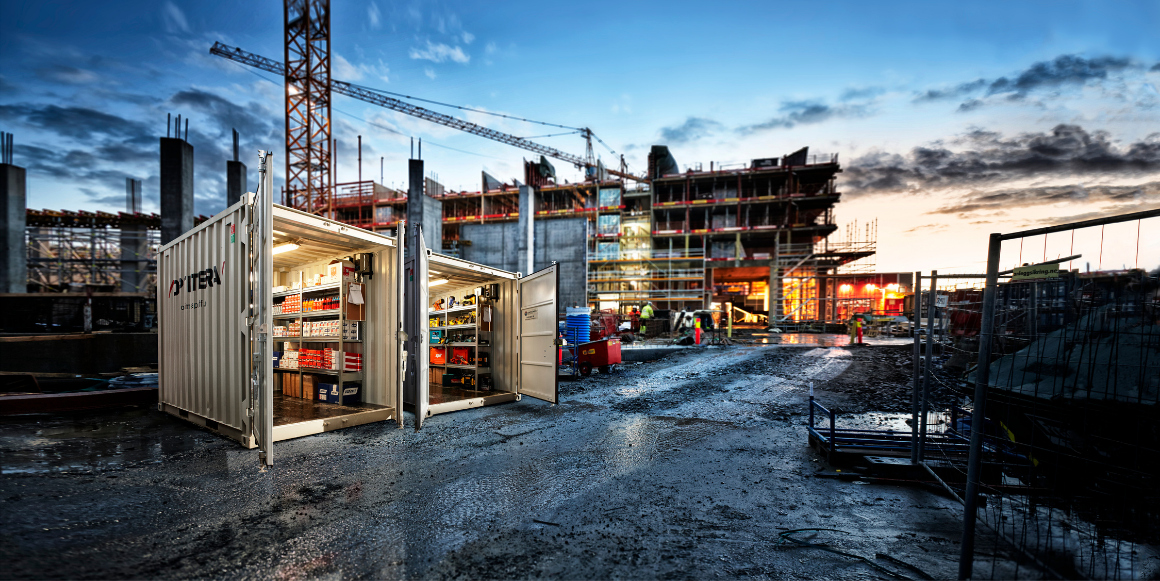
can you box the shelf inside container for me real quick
[274,308,342,320]
[435,323,476,330]
[297,336,361,343]
[272,282,342,298]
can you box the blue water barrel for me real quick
[565,307,591,346]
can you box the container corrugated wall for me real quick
[158,201,252,437]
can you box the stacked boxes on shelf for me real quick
[342,321,360,340]
[302,320,341,337]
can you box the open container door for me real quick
[394,220,407,429]
[403,224,430,429]
[517,263,559,404]
[250,150,275,466]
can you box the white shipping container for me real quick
[158,152,406,466]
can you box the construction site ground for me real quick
[2,344,1035,579]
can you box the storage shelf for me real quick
[441,304,478,315]
[435,323,476,330]
[274,308,342,319]
[439,342,477,346]
[300,367,364,378]
[273,282,342,298]
[435,363,478,370]
[296,336,361,343]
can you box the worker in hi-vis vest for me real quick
[640,301,654,336]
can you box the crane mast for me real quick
[209,42,645,183]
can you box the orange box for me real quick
[430,347,446,364]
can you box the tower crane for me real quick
[209,42,645,183]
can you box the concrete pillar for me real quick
[517,185,534,275]
[1,162,27,293]
[405,159,442,255]
[227,161,247,207]
[120,225,148,293]
[769,234,782,324]
[160,137,194,245]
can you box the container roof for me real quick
[272,205,395,268]
[429,253,516,285]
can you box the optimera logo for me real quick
[169,263,225,310]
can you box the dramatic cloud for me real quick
[929,182,1160,216]
[659,117,721,144]
[1152,62,1160,72]
[0,103,150,141]
[988,55,1132,96]
[409,41,469,64]
[35,64,100,85]
[844,124,1160,196]
[914,55,1138,109]
[169,89,276,139]
[737,100,869,134]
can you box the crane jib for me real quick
[209,42,643,181]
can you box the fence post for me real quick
[918,270,937,462]
[959,233,1002,579]
[911,271,922,463]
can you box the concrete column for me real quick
[1,163,27,293]
[120,225,148,293]
[769,234,782,323]
[160,137,194,245]
[517,185,534,275]
[227,160,247,207]
[405,159,443,255]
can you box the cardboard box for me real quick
[345,282,366,321]
[282,373,301,397]
[318,382,361,405]
[328,260,357,282]
[302,374,317,400]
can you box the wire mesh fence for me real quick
[911,209,1160,579]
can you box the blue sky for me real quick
[2,0,1159,272]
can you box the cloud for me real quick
[462,32,475,44]
[333,54,364,81]
[987,55,1132,96]
[35,64,100,85]
[161,2,189,34]
[915,55,1139,110]
[367,2,381,29]
[408,41,470,64]
[913,79,987,103]
[737,100,870,134]
[1152,62,1160,72]
[169,89,275,139]
[843,125,1160,206]
[485,42,497,55]
[659,117,721,144]
[425,68,436,80]
[839,86,885,102]
[0,103,151,141]
[930,182,1160,218]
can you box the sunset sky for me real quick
[2,0,1158,274]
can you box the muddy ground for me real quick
[2,344,1034,579]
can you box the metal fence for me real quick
[911,208,1160,579]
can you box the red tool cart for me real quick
[575,337,622,377]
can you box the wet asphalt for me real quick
[2,345,1020,579]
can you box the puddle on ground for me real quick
[0,407,215,474]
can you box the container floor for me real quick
[273,392,386,427]
[429,383,505,406]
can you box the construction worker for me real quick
[856,316,864,345]
[640,301,654,337]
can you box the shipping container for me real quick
[404,224,559,430]
[158,152,406,466]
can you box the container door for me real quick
[517,264,559,404]
[394,220,406,429]
[249,151,274,465]
[403,224,430,430]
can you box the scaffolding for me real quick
[24,209,166,293]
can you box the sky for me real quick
[2,0,1159,274]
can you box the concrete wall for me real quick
[1,164,27,293]
[460,217,588,312]
[160,138,194,245]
